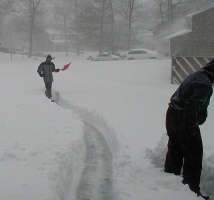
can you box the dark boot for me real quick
[45,89,52,99]
[182,179,209,200]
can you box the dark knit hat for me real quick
[202,59,214,73]
[46,54,52,59]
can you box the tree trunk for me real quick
[99,0,106,53]
[74,0,80,56]
[128,0,134,50]
[28,10,35,58]
[64,16,68,57]
[28,0,42,58]
[109,0,115,54]
[0,0,14,39]
[159,0,164,23]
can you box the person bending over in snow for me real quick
[164,59,214,199]
[37,54,60,100]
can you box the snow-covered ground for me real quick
[0,52,213,200]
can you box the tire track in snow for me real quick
[53,91,115,200]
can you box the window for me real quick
[129,50,147,54]
[99,54,110,57]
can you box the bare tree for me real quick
[154,0,183,25]
[119,0,144,50]
[0,0,14,37]
[72,1,100,50]
[154,0,165,24]
[53,0,72,56]
[99,0,106,53]
[14,0,43,57]
[109,0,115,54]
[29,0,43,57]
[73,0,81,55]
[167,0,183,24]
[127,0,135,50]
[74,0,110,52]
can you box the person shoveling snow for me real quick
[37,55,71,101]
[164,59,214,200]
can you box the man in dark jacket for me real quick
[37,54,60,100]
[164,59,214,199]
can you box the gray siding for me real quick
[170,7,214,57]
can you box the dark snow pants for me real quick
[45,82,52,99]
[164,107,203,193]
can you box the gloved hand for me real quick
[39,73,44,77]
[198,111,207,125]
[184,108,198,127]
[55,68,60,72]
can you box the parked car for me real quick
[31,52,46,58]
[92,53,121,61]
[0,47,12,53]
[126,49,159,60]
[12,48,24,54]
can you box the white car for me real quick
[92,53,121,61]
[126,49,159,60]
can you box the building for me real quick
[36,29,69,52]
[165,6,214,57]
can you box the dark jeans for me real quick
[45,82,52,99]
[164,107,203,193]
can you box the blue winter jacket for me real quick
[37,61,57,83]
[169,70,213,126]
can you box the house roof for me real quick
[138,30,154,36]
[186,6,214,18]
[51,39,66,44]
[163,6,214,42]
[44,29,63,35]
[164,29,192,41]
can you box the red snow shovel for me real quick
[61,62,71,71]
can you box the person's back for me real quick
[38,60,55,83]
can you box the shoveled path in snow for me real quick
[76,122,113,200]
[53,91,114,200]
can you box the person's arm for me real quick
[51,63,60,72]
[185,84,212,126]
[37,63,44,77]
